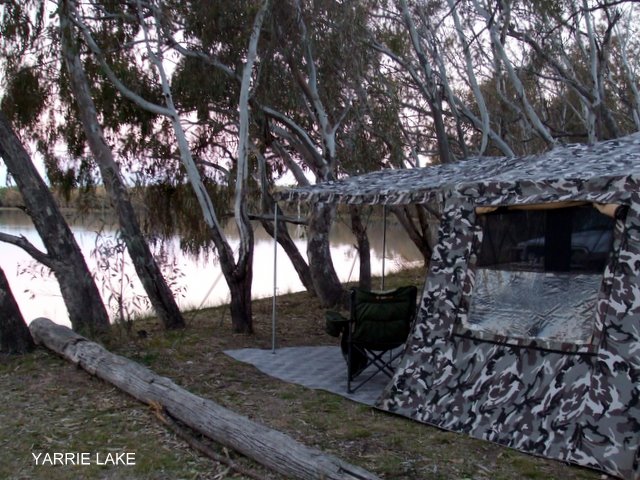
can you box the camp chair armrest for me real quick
[325,311,351,337]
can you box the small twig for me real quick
[148,401,268,480]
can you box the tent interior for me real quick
[275,133,640,479]
[464,203,617,350]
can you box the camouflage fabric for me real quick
[274,132,640,206]
[277,132,640,479]
[378,192,638,479]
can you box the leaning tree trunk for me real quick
[30,318,380,480]
[0,112,111,335]
[390,204,437,265]
[0,266,35,354]
[260,213,316,294]
[307,203,345,307]
[258,185,316,294]
[61,13,185,330]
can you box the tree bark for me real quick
[0,112,111,335]
[0,266,35,354]
[307,203,345,307]
[227,256,254,334]
[29,318,380,480]
[60,6,186,330]
[390,205,437,265]
[68,1,255,333]
[349,206,371,291]
[259,210,316,295]
[399,0,453,163]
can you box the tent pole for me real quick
[271,206,278,354]
[381,205,387,290]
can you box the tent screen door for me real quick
[462,204,615,348]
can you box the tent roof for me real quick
[275,132,640,205]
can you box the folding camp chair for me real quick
[326,286,418,393]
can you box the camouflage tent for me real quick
[277,132,640,479]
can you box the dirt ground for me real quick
[0,269,611,479]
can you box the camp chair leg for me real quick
[347,334,353,393]
[347,347,404,394]
[347,318,354,393]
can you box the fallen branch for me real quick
[148,401,267,480]
[29,318,380,480]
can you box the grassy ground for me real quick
[0,268,610,480]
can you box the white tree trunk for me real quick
[473,0,556,147]
[615,9,640,130]
[235,0,269,267]
[447,0,490,154]
[581,0,600,144]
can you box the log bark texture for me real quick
[29,318,380,480]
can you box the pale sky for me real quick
[1,148,50,187]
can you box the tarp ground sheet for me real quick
[224,346,393,405]
[277,133,640,479]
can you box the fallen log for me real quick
[29,318,379,480]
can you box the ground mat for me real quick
[224,346,392,406]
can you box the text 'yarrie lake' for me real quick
[32,452,136,466]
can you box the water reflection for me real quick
[0,208,422,326]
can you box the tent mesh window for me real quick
[462,205,614,348]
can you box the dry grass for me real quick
[0,268,610,479]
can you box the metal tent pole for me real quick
[271,206,278,354]
[381,205,387,290]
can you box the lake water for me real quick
[0,208,422,327]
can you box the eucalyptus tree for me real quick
[0,112,111,335]
[262,0,442,277]
[371,0,518,159]
[455,0,640,148]
[611,4,640,131]
[59,0,186,330]
[168,0,386,306]
[258,0,400,303]
[1,0,186,330]
[162,1,319,298]
[0,3,111,335]
[374,0,639,163]
[499,0,633,143]
[65,0,271,332]
[264,0,361,305]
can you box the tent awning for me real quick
[274,132,640,206]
